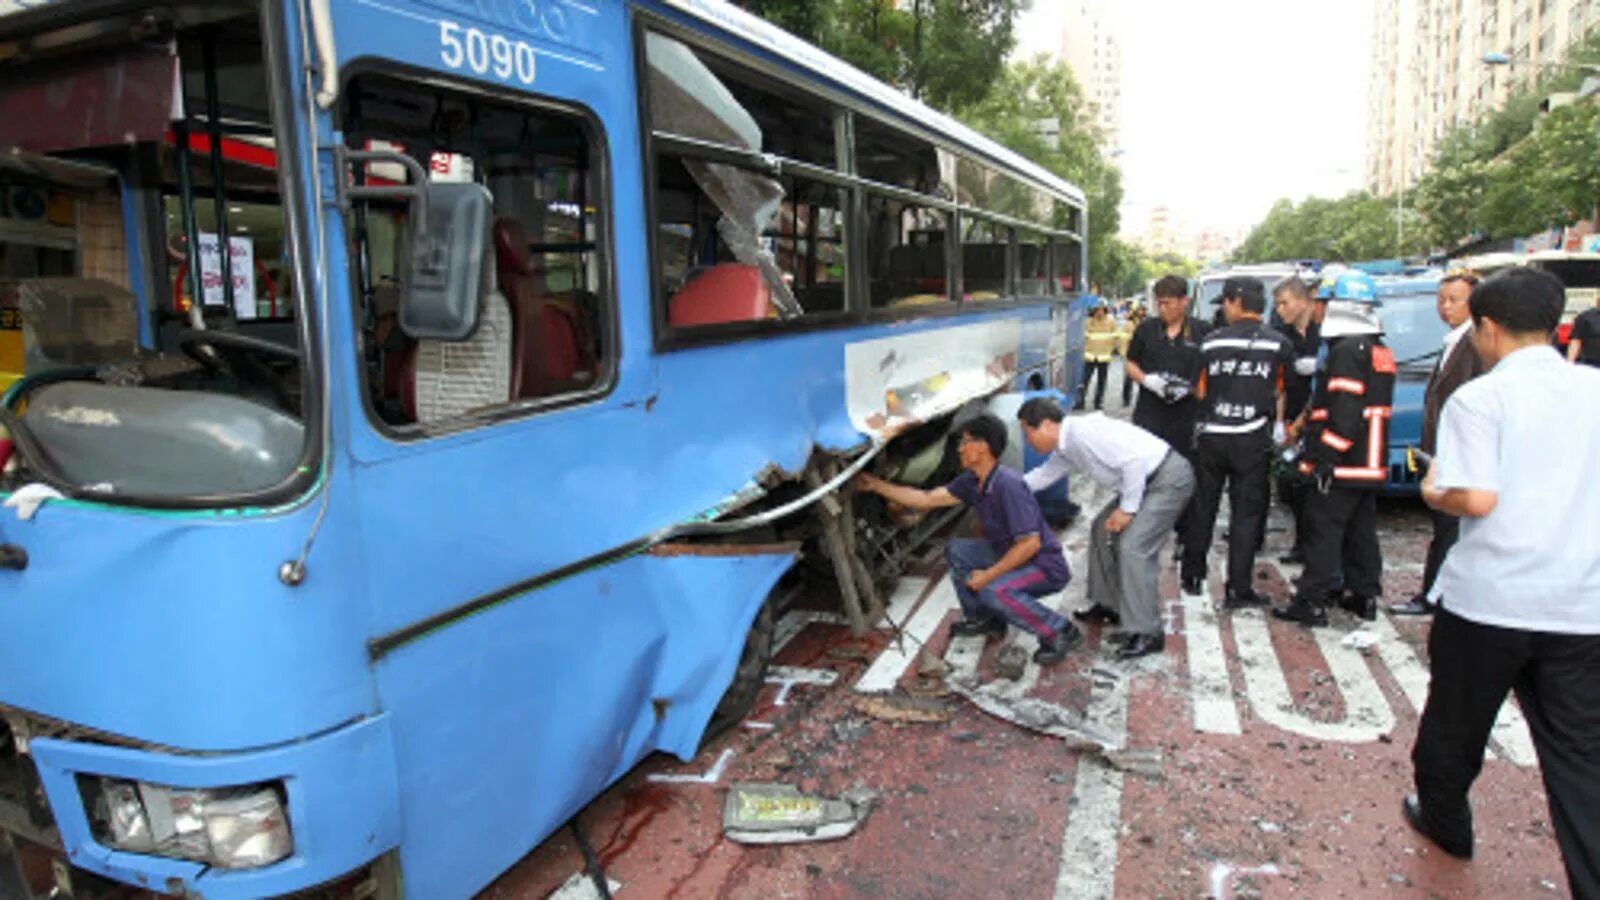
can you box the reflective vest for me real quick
[1300,334,1396,486]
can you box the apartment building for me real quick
[1367,0,1600,195]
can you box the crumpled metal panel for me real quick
[372,548,794,900]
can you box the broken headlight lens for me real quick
[84,777,292,869]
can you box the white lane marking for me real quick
[854,579,957,694]
[1231,609,1395,743]
[1208,862,1281,899]
[1179,584,1243,736]
[647,748,734,785]
[1368,612,1536,767]
[765,666,839,706]
[548,871,622,900]
[877,576,932,629]
[773,610,847,655]
[1054,657,1130,900]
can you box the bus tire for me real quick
[702,589,778,745]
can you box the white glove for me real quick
[1294,356,1318,376]
[1142,373,1168,396]
[1273,421,1288,445]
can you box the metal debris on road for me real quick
[851,693,953,724]
[947,680,1119,753]
[722,783,875,845]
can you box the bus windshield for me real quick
[0,4,310,506]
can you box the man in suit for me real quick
[1391,270,1484,616]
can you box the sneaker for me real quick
[1272,600,1329,627]
[950,616,1007,640]
[1181,575,1204,596]
[1032,626,1084,665]
[1389,595,1436,616]
[1223,587,1270,610]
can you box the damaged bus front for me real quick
[1,0,1087,896]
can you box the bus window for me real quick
[1053,236,1081,293]
[342,73,611,428]
[962,217,1009,300]
[1018,229,1050,298]
[647,32,845,329]
[768,180,848,313]
[867,196,948,309]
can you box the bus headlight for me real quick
[85,777,293,869]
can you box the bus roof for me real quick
[655,0,1088,209]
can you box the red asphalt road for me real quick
[484,503,1569,900]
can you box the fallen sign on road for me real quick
[947,679,1163,777]
[723,783,876,845]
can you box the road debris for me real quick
[947,679,1119,752]
[851,693,953,724]
[993,644,1030,680]
[722,783,875,845]
[1339,630,1380,650]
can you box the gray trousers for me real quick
[1088,453,1196,635]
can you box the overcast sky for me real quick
[1015,0,1375,241]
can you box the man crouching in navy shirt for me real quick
[855,414,1081,665]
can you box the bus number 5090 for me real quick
[439,20,537,86]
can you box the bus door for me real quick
[319,5,792,897]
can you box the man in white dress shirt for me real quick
[1017,397,1195,660]
[1405,268,1600,897]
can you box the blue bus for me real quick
[0,1,1088,896]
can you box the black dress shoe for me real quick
[1115,632,1165,660]
[1272,600,1329,627]
[1181,576,1204,595]
[950,616,1007,639]
[1339,593,1377,622]
[1222,588,1270,610]
[1278,547,1306,565]
[1033,626,1084,665]
[1072,604,1121,626]
[1402,794,1473,859]
[1389,595,1436,617]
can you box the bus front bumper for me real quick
[20,714,398,898]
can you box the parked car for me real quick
[1372,274,1450,494]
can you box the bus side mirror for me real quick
[399,182,492,341]
[336,147,492,341]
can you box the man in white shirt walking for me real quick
[1405,268,1600,897]
[1017,397,1195,660]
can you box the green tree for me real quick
[733,0,1023,111]
[1233,191,1417,263]
[958,56,1124,282]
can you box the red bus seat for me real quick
[667,263,771,327]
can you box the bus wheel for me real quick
[701,586,779,745]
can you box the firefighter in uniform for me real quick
[1180,276,1294,608]
[1275,271,1396,626]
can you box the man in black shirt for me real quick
[1270,277,1321,564]
[1179,277,1294,608]
[1566,297,1600,367]
[1125,274,1209,549]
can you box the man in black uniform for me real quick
[1270,277,1321,564]
[1274,271,1396,626]
[1180,277,1293,607]
[1125,274,1209,550]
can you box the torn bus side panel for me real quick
[369,547,794,900]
